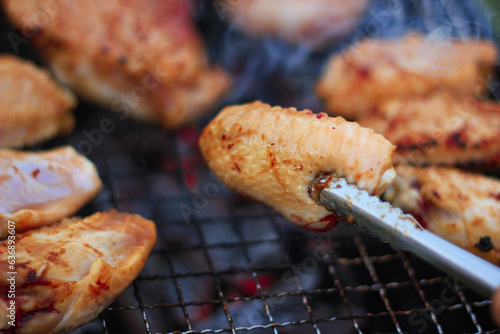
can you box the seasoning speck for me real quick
[475,236,494,252]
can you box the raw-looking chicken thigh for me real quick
[0,146,102,238]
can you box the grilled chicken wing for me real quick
[222,0,369,50]
[316,33,497,119]
[1,0,231,128]
[0,210,157,333]
[383,165,500,265]
[199,101,396,231]
[0,146,102,238]
[357,92,500,168]
[0,55,75,148]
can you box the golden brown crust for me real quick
[1,0,231,128]
[0,210,157,333]
[316,33,498,119]
[0,147,102,238]
[383,165,500,265]
[358,92,500,168]
[224,0,369,49]
[0,55,76,148]
[199,101,396,231]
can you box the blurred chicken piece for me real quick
[0,210,156,333]
[223,0,369,50]
[199,101,395,231]
[384,165,500,265]
[0,55,75,148]
[0,0,231,128]
[316,33,498,119]
[0,146,102,238]
[357,92,500,169]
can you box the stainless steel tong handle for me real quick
[310,173,500,297]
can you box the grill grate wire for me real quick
[72,115,499,334]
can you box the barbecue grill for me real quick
[1,0,500,333]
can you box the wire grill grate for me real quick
[1,0,500,333]
[65,113,498,334]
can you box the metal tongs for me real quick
[309,173,500,298]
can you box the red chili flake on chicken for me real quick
[31,169,40,178]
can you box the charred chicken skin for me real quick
[384,165,500,265]
[316,33,497,119]
[357,92,500,169]
[0,210,156,333]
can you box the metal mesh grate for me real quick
[2,0,500,333]
[48,114,500,333]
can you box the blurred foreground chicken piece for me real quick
[384,165,500,265]
[223,0,369,50]
[0,210,157,333]
[0,0,231,128]
[0,55,75,148]
[357,92,500,169]
[199,101,395,231]
[316,33,497,119]
[0,146,102,238]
